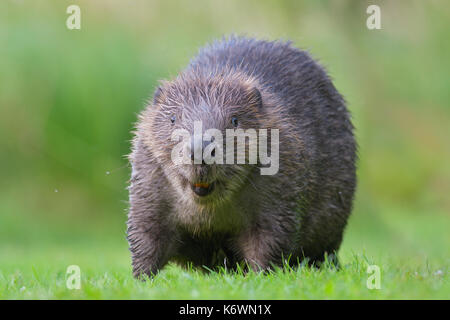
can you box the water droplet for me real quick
[434,270,443,276]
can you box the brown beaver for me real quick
[127,36,357,278]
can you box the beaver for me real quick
[127,36,357,278]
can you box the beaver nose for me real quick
[190,136,215,164]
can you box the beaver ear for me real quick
[153,86,164,105]
[246,87,263,109]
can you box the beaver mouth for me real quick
[191,181,215,197]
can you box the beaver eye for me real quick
[231,117,238,127]
[170,115,176,124]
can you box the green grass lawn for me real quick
[0,199,447,299]
[1,255,447,300]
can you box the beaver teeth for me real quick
[191,182,215,197]
[193,182,210,188]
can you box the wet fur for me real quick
[127,36,357,278]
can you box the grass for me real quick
[0,251,447,299]
[0,197,448,299]
[0,1,449,299]
[1,256,446,300]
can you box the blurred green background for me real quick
[0,0,449,298]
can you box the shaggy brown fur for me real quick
[127,36,357,278]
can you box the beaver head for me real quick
[139,70,280,206]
